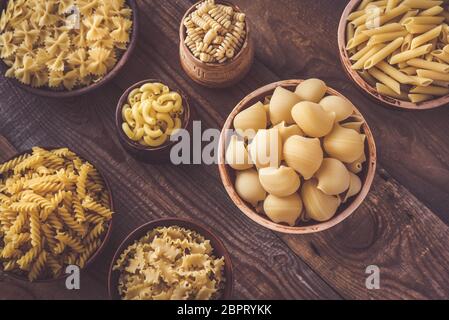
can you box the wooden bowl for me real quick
[179,1,254,88]
[218,79,377,234]
[338,0,449,110]
[0,146,115,282]
[0,0,139,99]
[115,79,192,164]
[108,218,233,300]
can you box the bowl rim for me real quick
[179,0,251,67]
[115,78,191,153]
[0,0,139,99]
[338,0,449,110]
[218,79,377,234]
[0,146,115,283]
[107,217,234,300]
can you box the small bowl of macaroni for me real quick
[0,0,138,98]
[108,218,233,300]
[179,0,254,88]
[218,79,377,234]
[0,146,115,282]
[115,79,191,163]
[338,0,449,110]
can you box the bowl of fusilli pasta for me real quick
[108,218,233,300]
[0,146,115,282]
[0,0,139,98]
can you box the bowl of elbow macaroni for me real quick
[339,0,449,109]
[115,79,191,163]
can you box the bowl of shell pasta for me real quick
[218,79,377,234]
[339,0,449,109]
[108,218,233,300]
[0,146,114,282]
[0,0,138,98]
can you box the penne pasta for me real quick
[402,16,445,25]
[405,23,438,34]
[416,68,449,81]
[368,30,408,45]
[389,44,433,64]
[407,75,433,86]
[410,25,442,49]
[431,49,449,63]
[408,93,433,102]
[400,66,418,75]
[376,60,413,83]
[376,83,408,99]
[407,58,449,73]
[419,6,444,17]
[368,67,402,94]
[402,0,444,10]
[410,85,449,95]
[364,37,404,69]
[362,23,404,36]
[353,44,386,69]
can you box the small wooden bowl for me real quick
[338,0,449,110]
[108,218,233,300]
[179,1,254,88]
[0,146,115,282]
[218,79,377,234]
[0,0,138,99]
[115,79,191,164]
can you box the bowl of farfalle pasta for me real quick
[108,218,233,300]
[0,0,138,98]
[0,146,114,282]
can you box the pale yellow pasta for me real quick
[410,85,449,95]
[364,37,404,69]
[376,83,409,99]
[402,0,443,10]
[410,25,442,49]
[405,23,437,34]
[368,67,401,94]
[121,82,184,148]
[417,68,449,81]
[390,44,433,64]
[352,44,386,69]
[376,61,412,83]
[408,93,434,102]
[408,58,449,72]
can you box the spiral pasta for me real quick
[121,82,184,148]
[183,0,247,63]
[0,147,113,281]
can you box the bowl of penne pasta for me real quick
[339,0,449,109]
[0,0,139,98]
[108,218,234,300]
[218,79,377,234]
[115,79,192,163]
[0,146,115,282]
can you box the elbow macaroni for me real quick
[121,82,184,148]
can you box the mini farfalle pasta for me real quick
[0,147,113,281]
[0,0,133,91]
[113,226,225,300]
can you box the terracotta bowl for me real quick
[108,218,233,300]
[115,79,192,164]
[218,79,377,234]
[0,0,139,98]
[179,1,254,88]
[338,0,449,110]
[0,146,114,282]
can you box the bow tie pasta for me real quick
[0,0,133,91]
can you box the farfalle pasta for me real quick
[183,0,247,63]
[121,82,184,148]
[226,79,367,226]
[0,147,113,281]
[0,0,133,90]
[113,226,225,300]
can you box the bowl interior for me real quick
[108,218,233,300]
[0,0,138,98]
[179,0,250,67]
[338,0,449,110]
[218,79,377,234]
[115,79,191,153]
[0,146,114,282]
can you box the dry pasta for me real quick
[345,0,449,103]
[0,147,113,281]
[113,226,225,300]
[0,0,133,91]
[121,82,184,148]
[183,0,246,63]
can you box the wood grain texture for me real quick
[0,0,448,300]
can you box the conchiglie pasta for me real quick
[259,166,301,197]
[235,169,267,206]
[225,135,253,171]
[323,124,365,163]
[315,158,350,196]
[283,135,323,180]
[273,121,304,142]
[301,180,341,222]
[249,128,282,168]
[342,172,362,203]
[233,102,267,138]
[295,78,327,103]
[263,193,303,227]
[291,101,336,138]
[319,95,354,122]
[269,86,301,125]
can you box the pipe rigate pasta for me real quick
[113,226,225,300]
[121,82,185,148]
[0,147,113,281]
[183,0,247,64]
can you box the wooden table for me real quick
[1,0,449,300]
